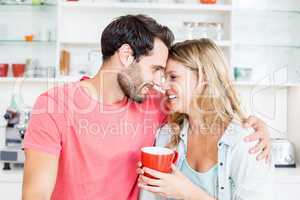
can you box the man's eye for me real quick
[155,67,162,71]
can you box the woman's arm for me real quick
[138,165,216,200]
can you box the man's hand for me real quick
[243,116,270,161]
[22,150,59,200]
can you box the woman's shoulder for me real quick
[225,121,272,199]
[221,120,255,148]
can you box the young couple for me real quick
[22,15,271,200]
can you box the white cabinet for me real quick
[0,167,300,200]
[272,166,300,200]
[0,182,22,200]
[274,184,300,200]
[0,169,23,200]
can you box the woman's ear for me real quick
[118,44,134,68]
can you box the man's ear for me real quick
[118,44,134,68]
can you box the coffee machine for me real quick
[0,94,31,170]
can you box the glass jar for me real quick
[215,23,224,41]
[183,21,196,39]
[197,22,210,39]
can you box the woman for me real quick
[138,39,272,200]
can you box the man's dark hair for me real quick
[101,14,174,61]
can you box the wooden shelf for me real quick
[60,40,232,47]
[234,42,300,49]
[1,78,299,87]
[233,81,300,87]
[60,2,232,12]
[234,8,300,14]
[0,40,56,46]
[0,3,56,7]
[0,77,79,83]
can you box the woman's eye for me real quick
[170,75,177,80]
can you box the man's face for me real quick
[117,39,169,103]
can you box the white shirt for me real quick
[139,119,274,200]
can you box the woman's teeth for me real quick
[168,94,177,100]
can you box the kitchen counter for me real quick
[0,165,299,184]
[273,165,300,184]
[0,168,23,183]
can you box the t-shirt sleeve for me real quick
[23,94,63,156]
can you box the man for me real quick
[22,15,270,200]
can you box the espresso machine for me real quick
[0,94,31,170]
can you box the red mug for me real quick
[12,64,26,77]
[0,64,9,77]
[141,147,178,179]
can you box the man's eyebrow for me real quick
[152,65,165,70]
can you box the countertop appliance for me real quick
[272,139,296,168]
[0,95,31,170]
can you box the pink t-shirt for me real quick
[24,82,166,200]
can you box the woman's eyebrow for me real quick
[165,70,177,75]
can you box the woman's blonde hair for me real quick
[167,39,245,147]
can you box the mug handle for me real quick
[172,151,179,164]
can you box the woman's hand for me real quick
[137,164,210,200]
[243,116,271,161]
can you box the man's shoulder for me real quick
[33,81,80,111]
[221,120,255,148]
[43,81,79,99]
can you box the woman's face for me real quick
[164,58,200,114]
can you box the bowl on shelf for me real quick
[12,64,26,77]
[0,64,9,77]
[199,0,217,4]
[24,35,34,42]
[234,67,253,82]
